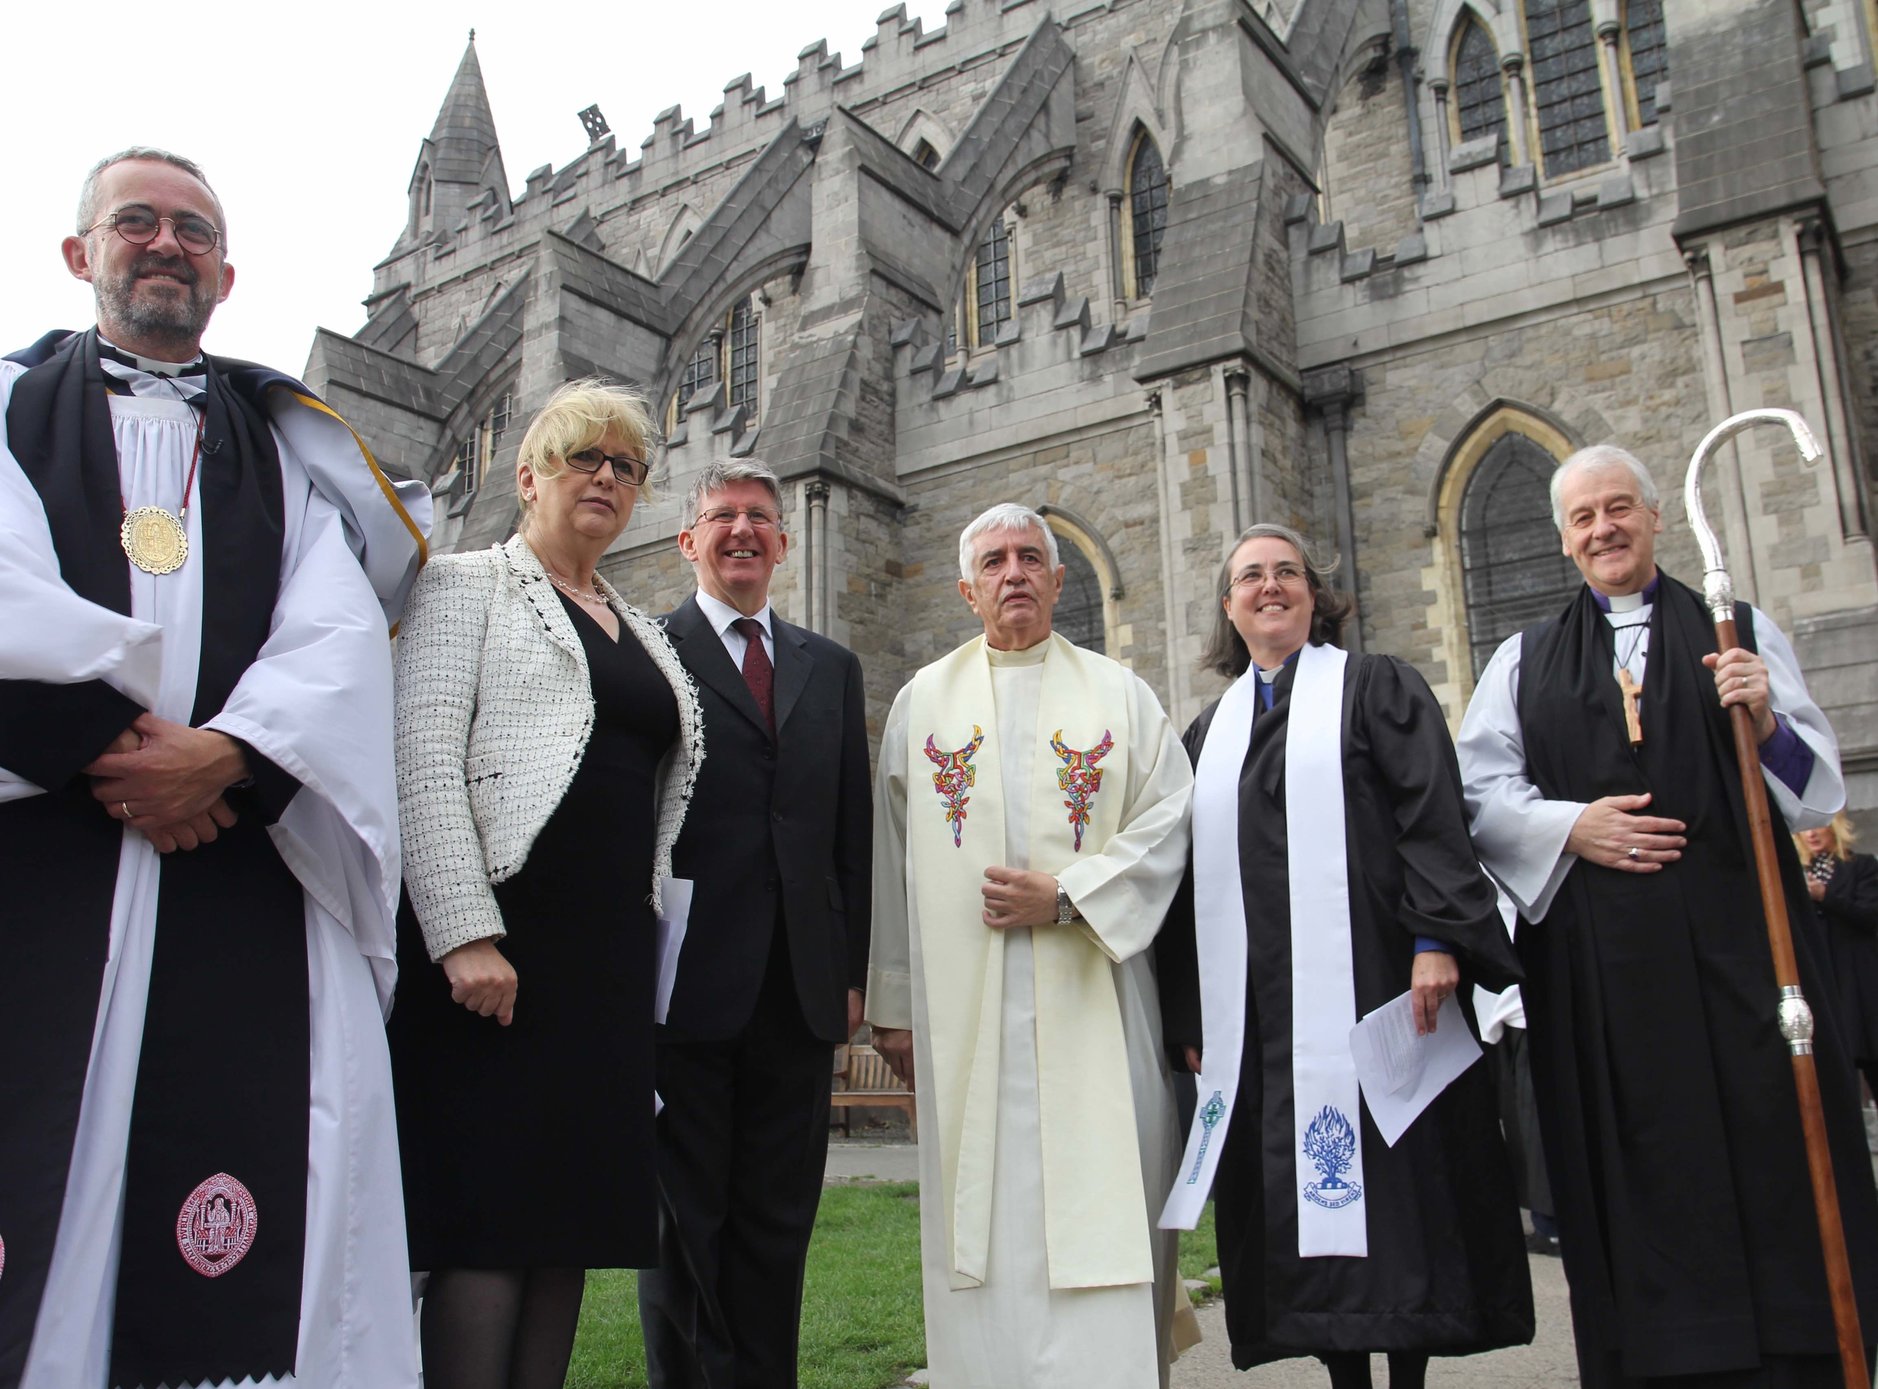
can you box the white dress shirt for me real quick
[694,588,775,666]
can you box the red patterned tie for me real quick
[732,617,775,732]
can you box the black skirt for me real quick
[390,595,678,1269]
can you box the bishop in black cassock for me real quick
[1458,443,1878,1388]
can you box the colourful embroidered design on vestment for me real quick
[176,1172,259,1278]
[1050,728,1114,851]
[924,726,985,847]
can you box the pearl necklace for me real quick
[544,568,605,604]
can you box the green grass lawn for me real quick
[566,1183,1217,1389]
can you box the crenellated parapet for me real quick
[371,0,1107,316]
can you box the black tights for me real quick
[1322,1350,1430,1389]
[420,1267,587,1389]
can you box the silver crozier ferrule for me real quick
[1777,984,1816,1057]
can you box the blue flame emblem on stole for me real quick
[1301,1105,1363,1209]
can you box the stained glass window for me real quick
[1624,0,1667,127]
[1129,134,1170,298]
[1054,541,1106,654]
[1526,0,1610,175]
[973,220,1012,348]
[676,342,716,415]
[1454,19,1509,162]
[727,299,760,418]
[1459,433,1580,678]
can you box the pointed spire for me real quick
[428,36,504,190]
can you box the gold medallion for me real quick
[121,506,189,575]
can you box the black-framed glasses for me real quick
[693,506,780,530]
[565,447,649,486]
[88,208,222,256]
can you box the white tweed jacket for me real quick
[393,533,705,960]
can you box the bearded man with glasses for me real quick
[0,148,429,1389]
[639,459,873,1389]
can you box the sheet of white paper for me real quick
[654,875,693,1026]
[1348,991,1482,1147]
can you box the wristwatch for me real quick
[1055,881,1078,925]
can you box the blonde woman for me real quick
[1796,812,1878,1093]
[387,380,703,1389]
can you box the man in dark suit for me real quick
[639,459,873,1388]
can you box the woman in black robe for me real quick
[1157,523,1532,1388]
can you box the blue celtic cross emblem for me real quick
[1185,1090,1228,1186]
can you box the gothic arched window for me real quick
[676,342,717,417]
[1524,0,1610,175]
[1621,0,1668,127]
[913,139,942,171]
[727,298,760,419]
[670,296,761,429]
[441,386,514,518]
[1126,132,1170,298]
[1458,432,1579,678]
[965,217,1014,349]
[1054,541,1106,654]
[1452,19,1509,163]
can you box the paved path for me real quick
[841,1121,1878,1388]
[828,1141,1582,1387]
[825,1140,921,1184]
[1169,1254,1577,1388]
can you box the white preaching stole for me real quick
[1161,642,1366,1257]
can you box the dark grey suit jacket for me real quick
[659,594,872,1043]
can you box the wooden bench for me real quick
[831,1042,917,1138]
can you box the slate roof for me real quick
[429,40,505,188]
[1133,161,1271,381]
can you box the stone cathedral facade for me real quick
[308,0,1878,819]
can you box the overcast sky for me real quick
[4,0,947,374]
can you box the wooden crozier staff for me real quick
[1683,408,1868,1389]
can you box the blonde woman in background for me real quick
[1796,812,1878,1131]
[387,380,703,1389]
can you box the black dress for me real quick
[390,592,678,1269]
[1806,851,1878,1079]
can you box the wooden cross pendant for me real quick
[1617,666,1643,746]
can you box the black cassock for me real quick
[1158,651,1533,1370]
[1512,577,1878,1388]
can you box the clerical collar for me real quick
[986,635,1051,667]
[1591,573,1659,614]
[97,336,205,378]
[1252,648,1302,683]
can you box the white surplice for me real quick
[0,361,420,1389]
[869,642,1191,1389]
